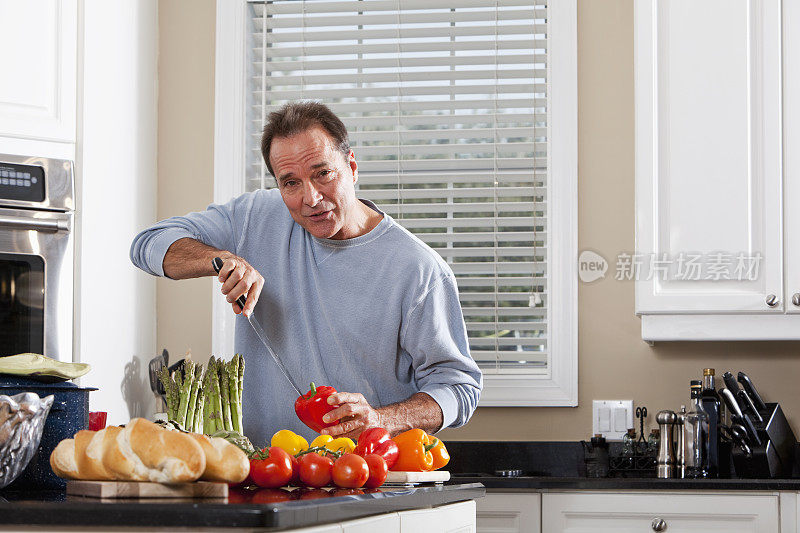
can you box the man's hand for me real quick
[319,392,384,440]
[320,392,443,440]
[216,254,264,317]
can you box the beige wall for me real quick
[156,0,216,365]
[157,0,800,441]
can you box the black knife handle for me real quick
[738,372,768,412]
[721,387,743,418]
[722,371,740,393]
[212,257,247,310]
[736,389,764,424]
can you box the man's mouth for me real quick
[306,210,332,221]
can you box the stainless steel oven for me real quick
[0,154,74,361]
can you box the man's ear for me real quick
[349,150,358,183]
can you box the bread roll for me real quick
[50,418,206,483]
[107,418,206,483]
[75,429,115,480]
[50,438,79,479]
[190,433,249,483]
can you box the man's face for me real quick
[270,126,360,240]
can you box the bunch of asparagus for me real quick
[158,354,245,434]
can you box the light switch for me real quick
[593,400,634,441]
[599,407,611,432]
[614,408,627,432]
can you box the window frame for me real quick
[213,0,577,406]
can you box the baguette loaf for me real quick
[50,418,206,483]
[190,433,250,483]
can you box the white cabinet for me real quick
[784,0,800,316]
[542,492,779,533]
[635,0,800,340]
[398,501,476,533]
[0,0,77,145]
[341,512,400,533]
[476,493,540,533]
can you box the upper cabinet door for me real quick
[0,0,77,144]
[635,0,783,314]
[785,0,800,315]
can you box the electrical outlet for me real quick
[592,400,634,441]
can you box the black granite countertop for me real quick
[448,475,800,491]
[0,483,484,530]
[443,441,800,491]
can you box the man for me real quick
[130,102,482,445]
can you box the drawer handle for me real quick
[651,517,667,532]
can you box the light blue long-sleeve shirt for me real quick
[130,188,483,446]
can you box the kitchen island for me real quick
[0,483,484,531]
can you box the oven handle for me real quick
[0,214,69,233]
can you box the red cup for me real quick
[88,411,107,431]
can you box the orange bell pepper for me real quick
[391,429,439,472]
[430,437,449,470]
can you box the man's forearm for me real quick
[376,392,444,436]
[163,237,234,279]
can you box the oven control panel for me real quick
[0,162,45,203]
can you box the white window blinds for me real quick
[246,0,549,375]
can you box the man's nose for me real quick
[302,181,323,206]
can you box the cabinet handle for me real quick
[765,294,779,307]
[792,293,800,307]
[651,517,667,531]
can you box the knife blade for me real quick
[212,257,303,397]
[738,372,768,413]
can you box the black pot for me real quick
[0,375,96,490]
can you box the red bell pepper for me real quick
[295,382,339,433]
[353,428,399,470]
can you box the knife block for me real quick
[732,403,796,478]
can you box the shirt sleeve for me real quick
[129,193,250,277]
[400,274,483,431]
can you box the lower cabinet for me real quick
[476,492,542,533]
[293,501,476,533]
[397,500,477,532]
[541,492,779,533]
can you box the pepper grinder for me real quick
[656,410,677,478]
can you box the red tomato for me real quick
[332,453,369,488]
[289,454,301,486]
[249,447,293,488]
[298,452,334,488]
[363,454,388,489]
[250,488,296,504]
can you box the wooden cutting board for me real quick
[385,470,450,484]
[67,480,228,499]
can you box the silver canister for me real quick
[656,410,677,478]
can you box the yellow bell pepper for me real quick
[271,429,309,456]
[310,434,356,454]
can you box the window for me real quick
[214,0,576,405]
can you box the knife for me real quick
[212,257,303,397]
[722,371,741,395]
[738,372,768,413]
[721,387,743,419]
[736,389,764,424]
